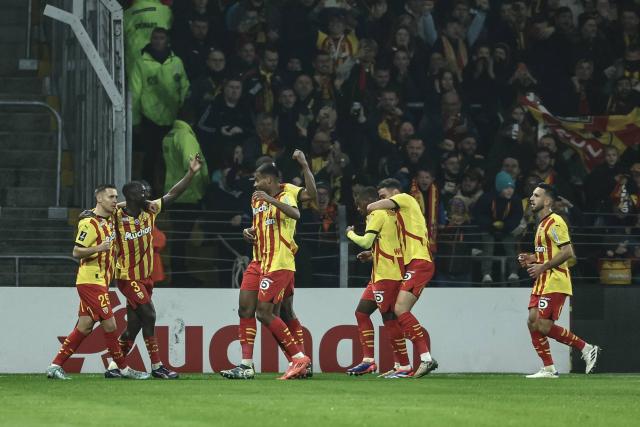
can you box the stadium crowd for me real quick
[123,0,640,287]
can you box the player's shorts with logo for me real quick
[258,269,294,304]
[371,280,401,313]
[528,292,567,321]
[401,259,435,297]
[117,277,154,309]
[77,284,114,321]
[240,260,262,291]
[361,282,374,302]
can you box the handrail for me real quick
[0,100,63,207]
[25,0,33,59]
[0,255,77,287]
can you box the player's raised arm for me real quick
[292,149,317,204]
[161,154,203,206]
[253,191,300,220]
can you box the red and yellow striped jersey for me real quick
[74,213,117,286]
[366,210,404,283]
[252,183,301,262]
[390,193,432,264]
[254,190,299,273]
[114,199,162,280]
[531,212,572,296]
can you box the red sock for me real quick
[118,338,134,357]
[104,330,126,369]
[384,319,410,366]
[285,318,305,350]
[276,339,293,363]
[530,329,554,366]
[397,312,429,355]
[52,328,87,366]
[355,311,375,360]
[267,317,302,358]
[546,325,586,351]
[144,335,161,365]
[239,317,257,360]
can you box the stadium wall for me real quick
[0,288,569,374]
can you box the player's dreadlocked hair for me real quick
[537,183,559,201]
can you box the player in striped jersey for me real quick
[221,151,317,380]
[367,178,438,378]
[107,155,203,379]
[518,183,600,378]
[346,187,412,378]
[252,162,310,379]
[46,184,149,380]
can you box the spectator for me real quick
[501,156,521,191]
[432,17,468,82]
[308,131,350,203]
[242,45,284,113]
[585,145,626,216]
[338,39,378,106]
[387,25,428,87]
[162,110,210,285]
[131,27,190,196]
[293,74,319,138]
[280,0,318,66]
[457,134,485,172]
[312,50,338,105]
[390,49,422,103]
[439,151,462,208]
[530,147,575,203]
[454,167,484,216]
[362,65,393,114]
[573,13,613,81]
[605,76,640,115]
[611,7,640,59]
[173,16,218,80]
[390,137,430,188]
[567,58,605,115]
[435,196,475,287]
[316,11,359,71]
[473,171,523,284]
[241,113,283,166]
[401,0,437,46]
[421,91,478,146]
[189,49,227,115]
[229,40,258,78]
[171,1,226,50]
[197,78,253,169]
[226,0,281,50]
[408,167,439,252]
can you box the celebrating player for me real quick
[46,184,150,380]
[221,151,316,379]
[367,178,438,378]
[251,162,311,379]
[107,155,203,379]
[519,183,600,378]
[346,187,412,378]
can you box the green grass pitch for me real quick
[2,373,639,426]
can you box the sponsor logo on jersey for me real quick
[535,246,546,253]
[124,226,152,241]
[252,204,269,215]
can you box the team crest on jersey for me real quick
[260,278,272,290]
[538,297,550,309]
[102,307,109,314]
[137,291,144,300]
[373,291,384,303]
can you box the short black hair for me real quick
[256,162,280,179]
[358,186,379,203]
[122,181,144,199]
[94,183,116,195]
[377,178,402,191]
[537,183,558,201]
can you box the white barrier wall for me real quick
[0,288,570,373]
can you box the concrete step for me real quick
[0,132,55,150]
[0,149,57,168]
[0,112,51,132]
[0,25,27,43]
[0,77,43,95]
[0,167,56,187]
[0,207,53,219]
[0,226,74,241]
[0,8,27,25]
[2,186,56,207]
[0,258,78,287]
[0,43,28,58]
